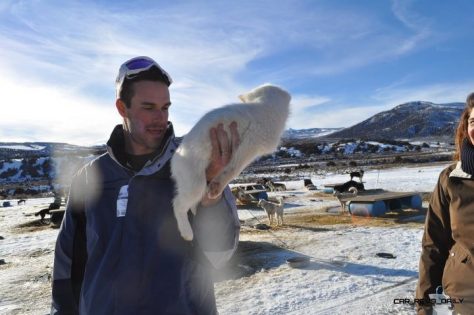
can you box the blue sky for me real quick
[1,0,474,145]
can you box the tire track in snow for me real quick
[286,275,418,314]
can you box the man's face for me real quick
[118,80,171,155]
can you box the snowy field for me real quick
[0,162,452,314]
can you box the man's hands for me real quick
[201,121,240,206]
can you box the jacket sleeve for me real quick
[51,171,88,315]
[192,186,240,269]
[416,169,454,314]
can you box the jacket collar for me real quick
[449,161,472,179]
[106,122,178,174]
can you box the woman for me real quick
[416,93,474,314]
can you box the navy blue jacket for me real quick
[51,124,240,315]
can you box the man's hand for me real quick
[201,121,240,206]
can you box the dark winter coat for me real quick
[416,162,474,314]
[51,124,240,315]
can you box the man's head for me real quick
[115,56,173,155]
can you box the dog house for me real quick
[323,180,365,194]
[348,192,422,216]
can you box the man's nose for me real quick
[152,109,166,122]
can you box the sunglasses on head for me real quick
[125,58,155,71]
[122,56,173,84]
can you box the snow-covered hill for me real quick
[0,143,104,197]
[282,128,342,140]
[328,101,464,139]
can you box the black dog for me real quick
[17,199,26,205]
[35,208,50,222]
[350,170,364,182]
[34,202,61,222]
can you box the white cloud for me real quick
[390,0,433,54]
[0,0,468,143]
[0,74,119,145]
[287,81,474,130]
[286,94,332,128]
[0,1,266,141]
[372,82,474,106]
[288,102,383,129]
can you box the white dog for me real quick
[333,187,358,214]
[171,84,291,240]
[257,197,284,226]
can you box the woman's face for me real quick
[468,109,474,145]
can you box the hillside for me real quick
[0,143,105,198]
[325,101,464,140]
[0,100,463,197]
[282,128,342,140]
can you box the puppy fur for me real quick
[171,84,291,240]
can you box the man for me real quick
[51,56,240,314]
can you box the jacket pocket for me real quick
[442,243,471,297]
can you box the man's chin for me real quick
[146,137,164,151]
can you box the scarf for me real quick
[461,138,474,176]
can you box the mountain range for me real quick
[282,127,343,140]
[1,100,462,191]
[283,101,464,141]
[0,100,465,158]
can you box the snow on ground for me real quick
[316,164,446,192]
[0,162,452,314]
[216,226,421,315]
[0,197,56,315]
[236,162,448,221]
[281,162,448,192]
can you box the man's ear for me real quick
[116,99,128,118]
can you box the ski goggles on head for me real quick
[115,56,172,97]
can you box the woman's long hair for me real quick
[454,93,474,160]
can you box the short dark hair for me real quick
[119,66,171,108]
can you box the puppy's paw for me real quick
[179,225,194,241]
[174,208,194,241]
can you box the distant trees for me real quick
[0,168,18,179]
[326,161,336,167]
[394,156,403,164]
[20,158,41,178]
[0,157,54,181]
[348,161,357,167]
[277,138,432,159]
[41,159,52,177]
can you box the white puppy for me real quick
[171,84,291,240]
[257,197,284,226]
